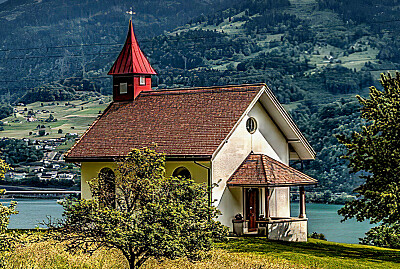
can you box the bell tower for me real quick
[108,20,157,101]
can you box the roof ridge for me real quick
[139,84,265,97]
[146,83,266,93]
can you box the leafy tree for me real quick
[0,105,12,120]
[45,114,57,122]
[337,73,400,246]
[360,223,400,248]
[0,139,43,165]
[0,160,17,266]
[49,147,227,269]
[0,159,10,179]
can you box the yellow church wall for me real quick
[165,161,210,184]
[80,161,210,200]
[80,162,117,199]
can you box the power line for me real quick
[0,67,399,84]
[2,15,400,53]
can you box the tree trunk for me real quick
[129,256,136,269]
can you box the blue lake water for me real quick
[1,199,64,229]
[291,203,375,244]
[1,199,375,244]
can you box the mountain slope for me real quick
[2,0,400,193]
[0,0,233,91]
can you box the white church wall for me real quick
[212,100,290,229]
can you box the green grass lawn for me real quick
[2,237,399,268]
[220,238,400,269]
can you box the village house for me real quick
[65,21,317,241]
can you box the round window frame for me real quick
[246,117,257,134]
[172,167,192,180]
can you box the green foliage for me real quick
[360,222,400,249]
[0,158,18,265]
[0,158,11,179]
[338,73,400,226]
[317,0,400,30]
[0,190,17,236]
[0,105,13,120]
[49,147,227,269]
[291,99,363,193]
[45,114,57,122]
[20,83,77,104]
[0,138,43,165]
[1,0,397,197]
[309,232,327,241]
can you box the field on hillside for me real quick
[1,237,400,269]
[0,96,111,140]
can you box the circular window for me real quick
[172,167,191,179]
[246,117,257,134]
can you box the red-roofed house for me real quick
[65,21,317,241]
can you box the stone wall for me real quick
[267,219,308,242]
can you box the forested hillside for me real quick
[1,0,400,193]
[0,0,235,97]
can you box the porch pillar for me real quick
[265,187,271,221]
[299,186,306,218]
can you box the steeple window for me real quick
[120,83,128,94]
[139,76,146,86]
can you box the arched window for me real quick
[98,167,116,208]
[172,167,191,179]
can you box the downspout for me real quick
[194,161,212,207]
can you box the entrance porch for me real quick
[227,153,317,242]
[231,186,308,241]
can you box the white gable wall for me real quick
[212,100,290,229]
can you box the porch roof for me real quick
[227,153,317,187]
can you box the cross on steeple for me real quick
[126,7,136,21]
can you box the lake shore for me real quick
[1,199,375,244]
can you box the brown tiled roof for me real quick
[65,84,263,161]
[227,153,317,187]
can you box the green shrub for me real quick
[309,232,327,241]
[361,223,400,249]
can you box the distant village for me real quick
[2,135,80,190]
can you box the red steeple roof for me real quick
[108,20,157,75]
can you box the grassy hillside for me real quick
[0,95,110,139]
[2,237,400,268]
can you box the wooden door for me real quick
[246,188,259,232]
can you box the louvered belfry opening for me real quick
[108,20,157,101]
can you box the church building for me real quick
[65,21,318,242]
